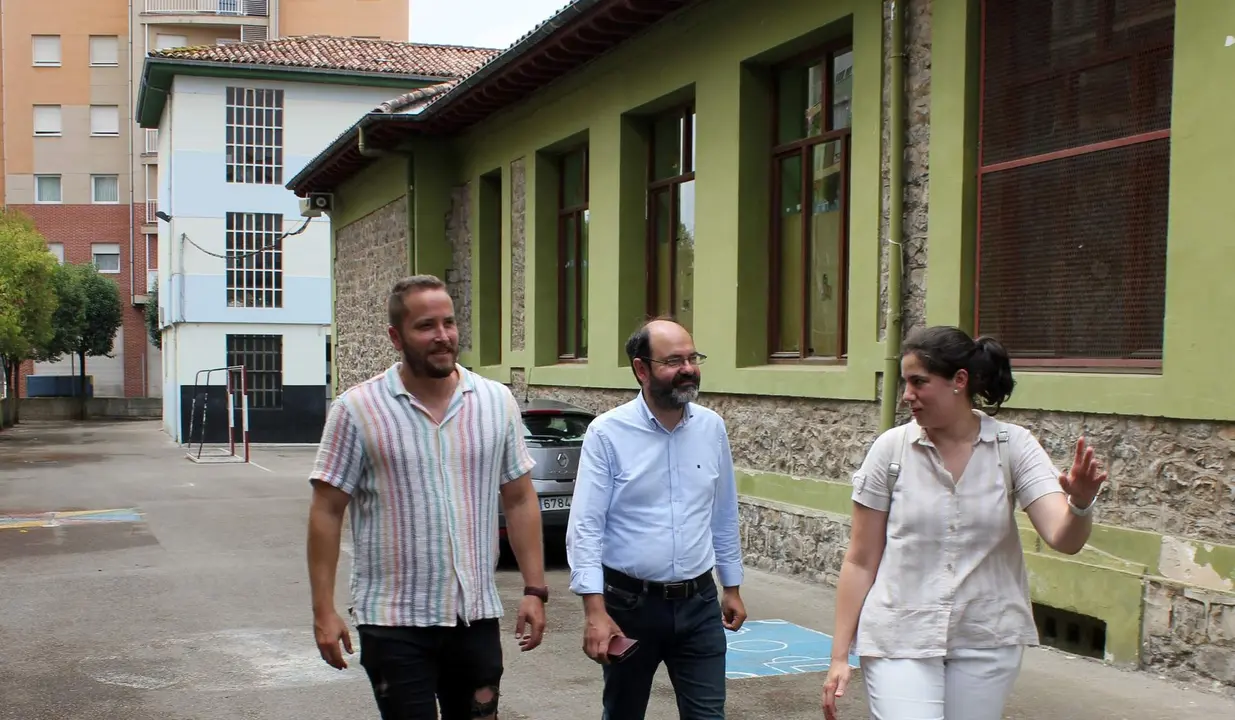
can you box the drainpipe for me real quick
[357,123,396,158]
[879,0,907,432]
[127,0,142,397]
[1,0,8,210]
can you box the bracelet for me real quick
[1067,493,1097,517]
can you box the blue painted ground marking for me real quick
[724,619,860,680]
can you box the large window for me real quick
[225,86,284,185]
[558,145,589,360]
[647,104,696,331]
[976,0,1173,367]
[770,41,853,361]
[225,212,283,308]
[226,334,283,409]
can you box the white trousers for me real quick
[859,645,1025,720]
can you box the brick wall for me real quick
[10,202,152,398]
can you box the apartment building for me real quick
[0,0,409,399]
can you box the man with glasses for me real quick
[566,316,746,719]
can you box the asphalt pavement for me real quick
[1,420,1232,719]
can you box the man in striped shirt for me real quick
[306,274,548,720]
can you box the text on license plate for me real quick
[540,495,572,511]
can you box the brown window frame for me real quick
[974,0,1173,370]
[557,145,589,361]
[645,103,696,324]
[768,39,853,363]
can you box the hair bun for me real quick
[972,335,1014,411]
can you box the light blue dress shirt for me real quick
[566,392,745,596]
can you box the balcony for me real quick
[144,129,159,155]
[142,0,269,31]
[144,0,267,15]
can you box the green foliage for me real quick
[0,210,59,368]
[145,282,162,350]
[37,263,89,363]
[39,262,124,408]
[42,262,124,363]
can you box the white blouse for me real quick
[850,410,1065,658]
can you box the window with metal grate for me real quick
[975,0,1175,368]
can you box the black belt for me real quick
[603,566,713,601]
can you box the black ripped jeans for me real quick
[357,618,504,720]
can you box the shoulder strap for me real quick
[995,424,1013,499]
[886,422,912,494]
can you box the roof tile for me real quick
[149,35,499,79]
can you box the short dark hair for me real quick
[901,325,1016,413]
[387,274,447,328]
[624,314,678,381]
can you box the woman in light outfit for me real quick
[822,326,1108,720]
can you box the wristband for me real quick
[1067,493,1097,517]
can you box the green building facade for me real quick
[289,0,1235,688]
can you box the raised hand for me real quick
[1059,436,1108,507]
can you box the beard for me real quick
[396,335,457,379]
[647,369,701,410]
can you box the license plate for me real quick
[540,495,571,511]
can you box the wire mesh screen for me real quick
[976,0,1175,363]
[978,139,1169,360]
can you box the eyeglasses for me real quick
[642,352,707,368]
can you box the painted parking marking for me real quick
[0,508,144,530]
[725,619,859,680]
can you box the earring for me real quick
[953,389,959,395]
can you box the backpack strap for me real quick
[886,422,912,495]
[995,424,1014,502]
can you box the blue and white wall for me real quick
[155,74,398,443]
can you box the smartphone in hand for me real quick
[606,636,639,663]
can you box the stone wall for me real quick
[333,197,407,391]
[510,159,527,353]
[446,184,473,354]
[513,370,1235,548]
[740,496,851,586]
[997,408,1235,546]
[1142,580,1235,691]
[878,0,932,340]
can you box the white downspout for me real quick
[1,0,8,211]
[128,0,142,396]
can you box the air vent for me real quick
[1032,602,1106,660]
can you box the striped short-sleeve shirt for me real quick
[310,363,536,628]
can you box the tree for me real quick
[0,210,59,425]
[39,262,123,419]
[145,282,162,350]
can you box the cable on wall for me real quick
[178,216,312,261]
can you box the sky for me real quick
[410,0,571,50]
